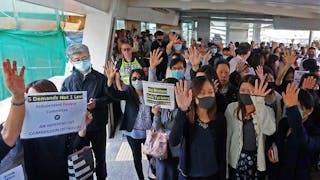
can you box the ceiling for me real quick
[127,0,320,19]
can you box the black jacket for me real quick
[61,68,112,132]
[216,83,238,113]
[22,133,86,180]
[106,85,151,131]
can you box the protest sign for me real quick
[142,81,175,110]
[293,70,309,86]
[0,165,25,180]
[21,91,87,139]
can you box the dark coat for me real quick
[61,68,112,132]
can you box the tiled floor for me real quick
[105,130,149,180]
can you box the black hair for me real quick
[309,47,316,50]
[298,89,315,110]
[236,75,259,120]
[170,56,186,69]
[163,77,179,84]
[196,65,215,80]
[247,53,263,70]
[215,60,230,70]
[237,42,251,55]
[154,31,164,37]
[298,73,318,88]
[263,65,275,78]
[223,47,230,51]
[129,69,146,104]
[265,54,279,73]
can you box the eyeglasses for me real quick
[122,48,131,52]
[131,77,142,81]
[71,56,89,62]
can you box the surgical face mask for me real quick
[211,48,217,54]
[223,55,229,59]
[239,94,253,105]
[73,60,91,72]
[174,44,182,51]
[172,70,184,80]
[131,80,143,90]
[308,54,315,58]
[267,82,276,90]
[197,96,215,109]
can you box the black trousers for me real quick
[126,136,148,180]
[86,128,107,180]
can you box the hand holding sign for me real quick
[78,111,93,137]
[87,98,96,110]
[175,80,192,111]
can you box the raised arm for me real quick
[1,60,26,148]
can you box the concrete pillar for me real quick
[253,23,261,43]
[197,18,210,43]
[82,12,113,73]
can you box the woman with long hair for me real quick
[105,62,153,180]
[170,77,226,179]
[225,75,276,180]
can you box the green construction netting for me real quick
[0,29,67,100]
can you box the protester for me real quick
[225,75,276,179]
[170,78,226,179]
[0,60,25,161]
[61,44,112,180]
[105,62,153,180]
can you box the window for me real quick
[116,19,125,30]
[141,22,156,35]
[210,21,227,45]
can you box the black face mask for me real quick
[267,82,276,90]
[239,94,253,105]
[197,96,215,109]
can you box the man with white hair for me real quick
[61,44,112,180]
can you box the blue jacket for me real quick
[61,68,112,132]
[276,106,320,180]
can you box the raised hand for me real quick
[255,65,266,82]
[203,51,212,62]
[175,80,192,111]
[251,78,272,97]
[282,83,299,107]
[188,47,201,66]
[149,48,163,70]
[105,61,117,87]
[301,76,316,90]
[283,48,298,65]
[2,59,25,98]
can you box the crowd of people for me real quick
[1,28,320,180]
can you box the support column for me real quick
[82,12,114,73]
[253,23,261,43]
[197,18,210,43]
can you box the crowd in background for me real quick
[1,26,320,180]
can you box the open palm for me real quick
[2,60,25,96]
[175,80,192,111]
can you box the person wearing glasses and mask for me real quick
[105,62,153,180]
[115,41,147,91]
[61,44,112,180]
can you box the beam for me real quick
[127,0,320,19]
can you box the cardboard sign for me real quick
[142,81,175,110]
[21,91,87,139]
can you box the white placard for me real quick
[293,70,309,86]
[21,91,87,139]
[142,81,175,110]
[0,165,25,180]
